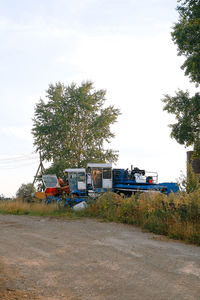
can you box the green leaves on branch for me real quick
[162,0,200,157]
[16,183,35,200]
[172,0,200,84]
[179,162,200,193]
[32,81,120,175]
[162,90,200,156]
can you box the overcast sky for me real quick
[0,0,197,196]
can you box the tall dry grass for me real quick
[0,199,60,216]
[86,191,200,245]
[1,191,200,245]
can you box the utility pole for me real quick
[32,152,45,187]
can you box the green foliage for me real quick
[32,81,120,174]
[16,183,35,200]
[1,191,200,245]
[87,191,200,245]
[172,0,200,84]
[43,160,67,177]
[185,163,200,193]
[162,90,200,156]
[162,0,200,156]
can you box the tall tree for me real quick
[162,0,200,157]
[32,81,120,175]
[172,0,200,84]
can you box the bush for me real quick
[1,190,200,246]
[16,183,36,201]
[179,163,200,193]
[87,191,200,245]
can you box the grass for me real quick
[0,199,79,218]
[85,191,200,245]
[0,191,200,245]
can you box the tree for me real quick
[162,90,200,156]
[162,0,200,157]
[172,0,200,84]
[16,183,35,201]
[0,194,5,200]
[32,81,120,175]
[178,162,200,192]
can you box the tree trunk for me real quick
[187,151,200,175]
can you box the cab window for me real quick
[103,168,112,179]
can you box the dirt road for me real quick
[0,215,199,300]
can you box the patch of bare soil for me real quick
[0,215,199,300]
[0,263,37,300]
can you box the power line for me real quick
[0,154,38,160]
[0,153,40,170]
[0,153,38,163]
[0,160,39,170]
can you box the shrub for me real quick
[179,163,200,193]
[87,191,200,245]
[16,183,35,201]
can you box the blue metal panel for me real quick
[64,197,85,207]
[158,182,179,194]
[93,188,112,193]
[112,168,179,195]
[71,189,87,196]
[113,183,178,195]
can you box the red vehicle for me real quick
[42,175,70,197]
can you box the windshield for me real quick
[69,173,77,190]
[77,172,86,182]
[68,172,86,190]
[103,168,112,179]
[42,175,58,188]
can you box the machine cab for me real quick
[42,174,60,196]
[64,168,86,196]
[87,163,112,194]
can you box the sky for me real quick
[0,0,197,197]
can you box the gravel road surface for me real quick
[0,215,199,300]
